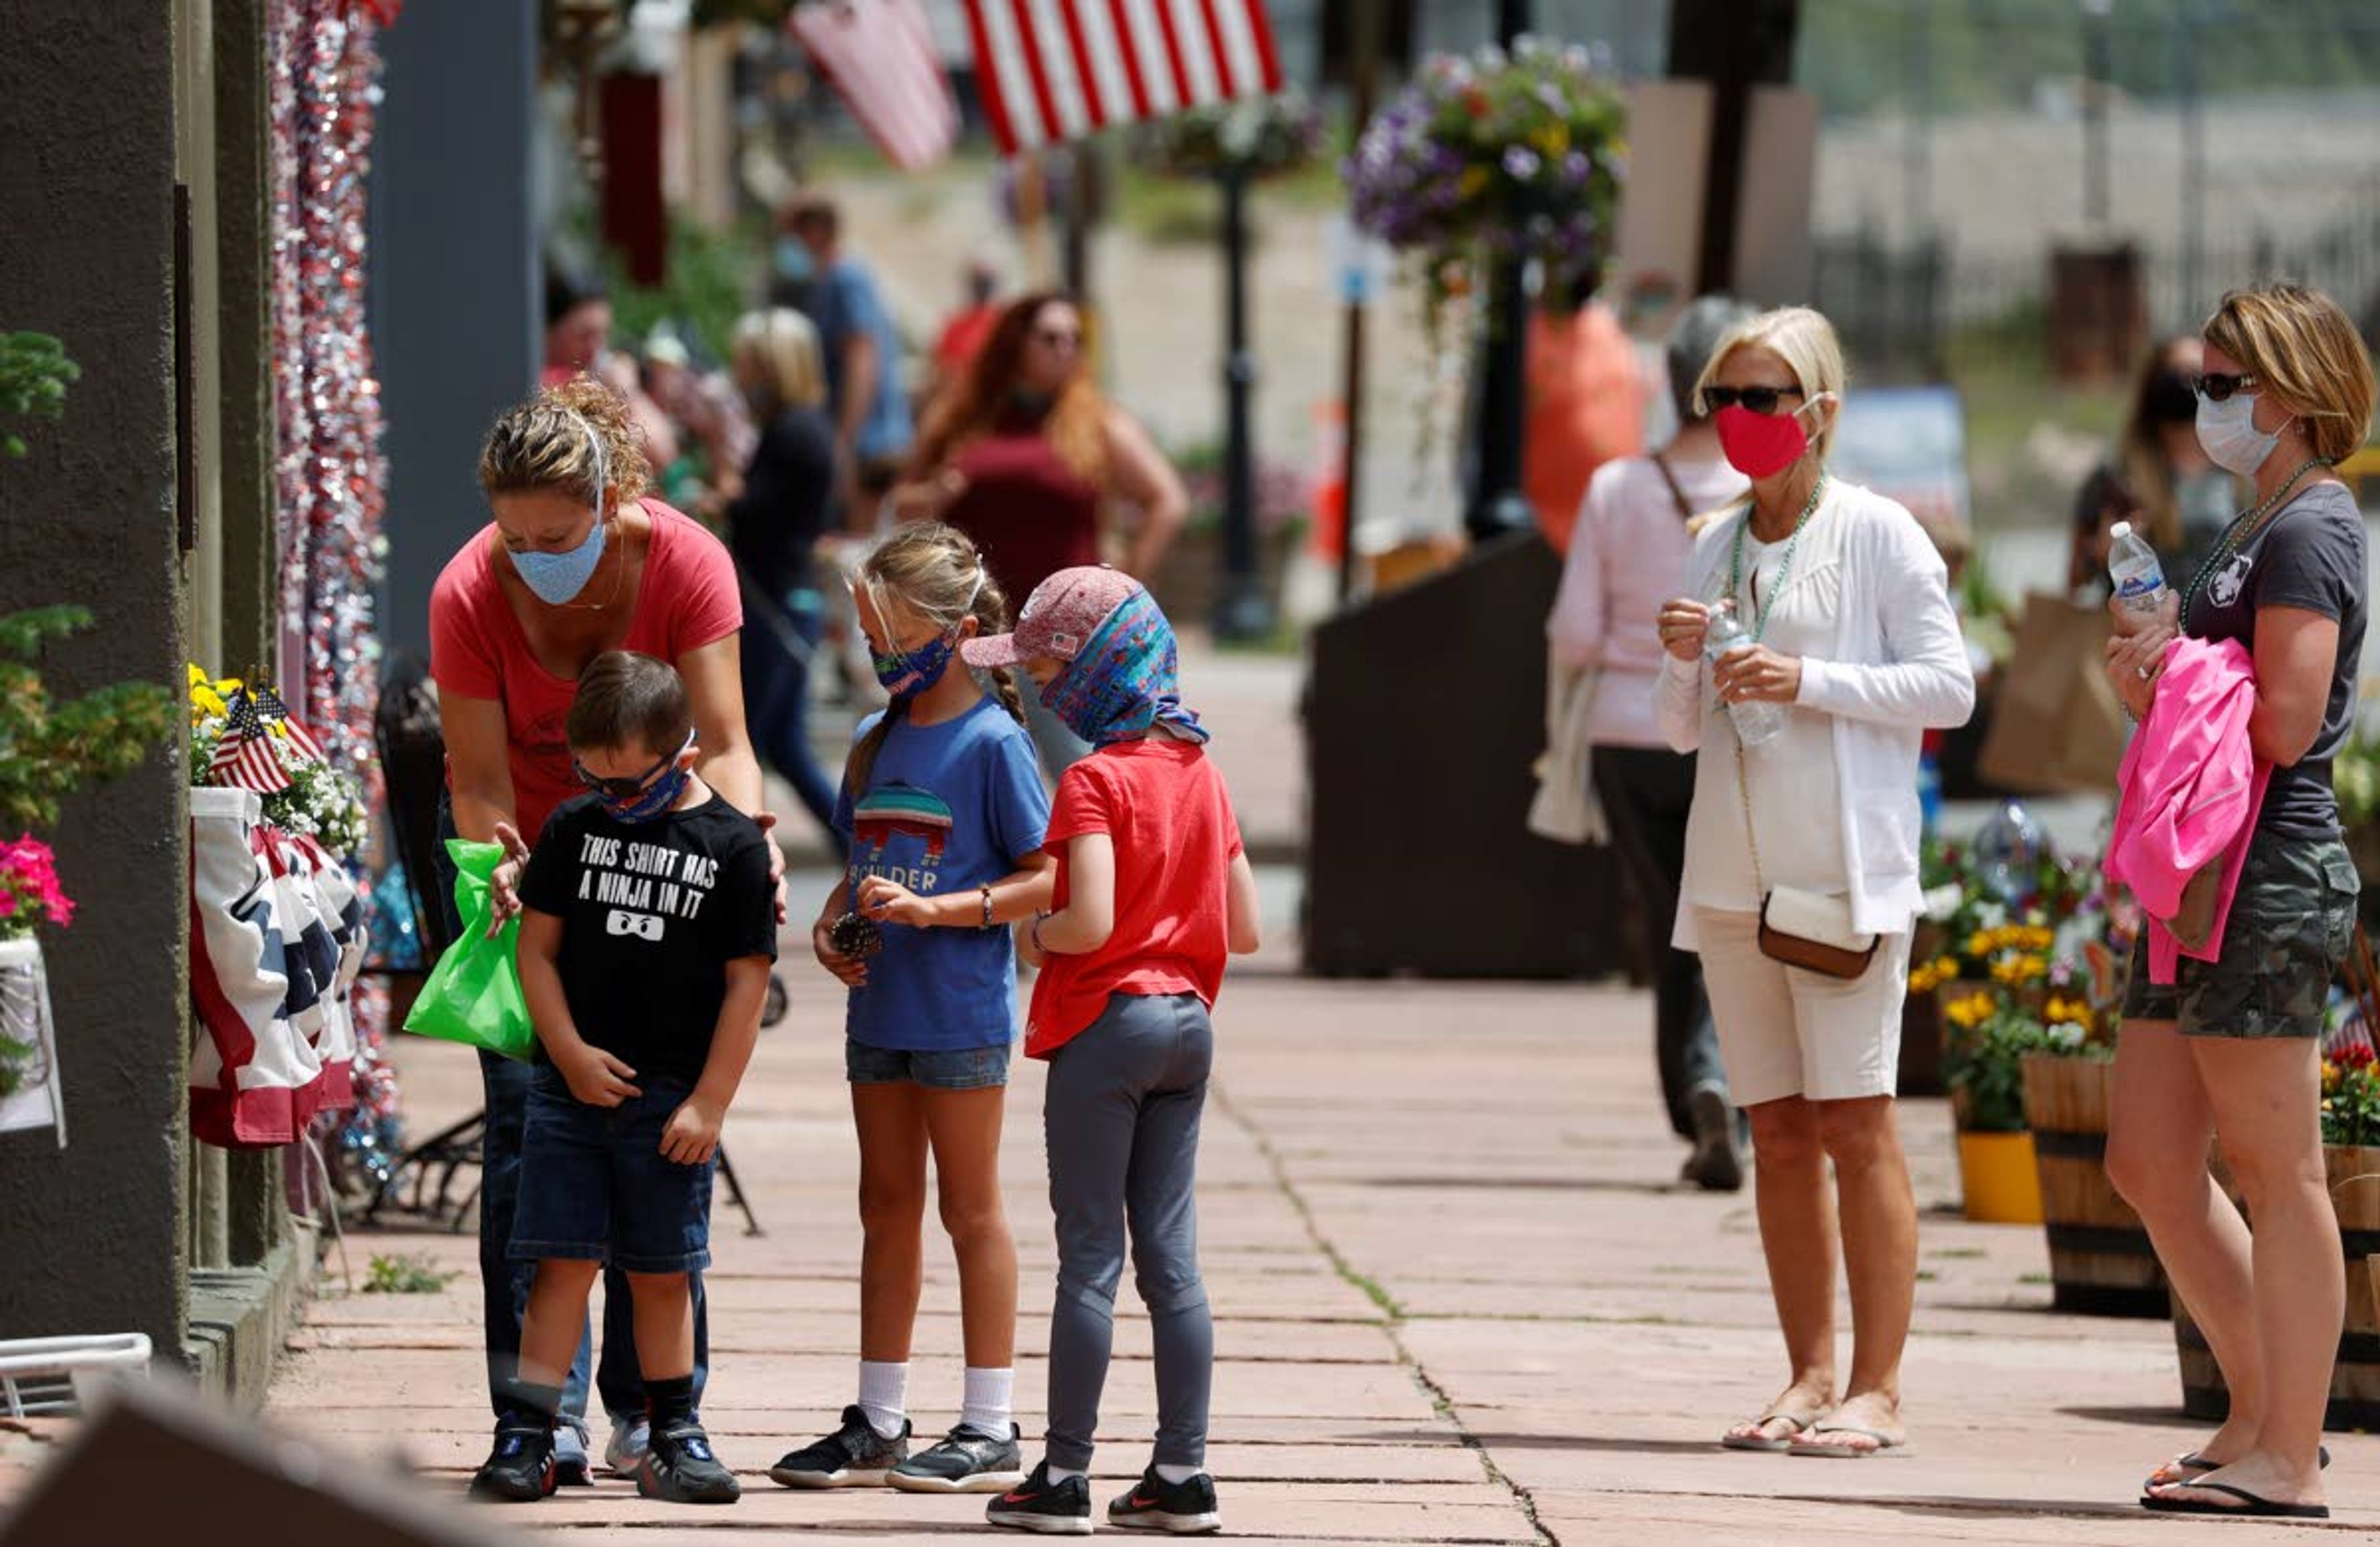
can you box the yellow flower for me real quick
[1944,990,1995,1029]
[1965,931,1991,958]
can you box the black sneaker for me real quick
[637,1419,740,1504]
[469,1425,557,1502]
[985,1461,1092,1534]
[1109,1468,1222,1534]
[890,1421,1025,1493]
[769,1405,910,1489]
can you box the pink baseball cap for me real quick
[962,565,1144,669]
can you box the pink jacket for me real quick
[2104,638,2270,984]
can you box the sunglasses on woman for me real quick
[2191,372,2259,403]
[571,743,681,800]
[1699,385,1806,416]
[1033,327,1082,349]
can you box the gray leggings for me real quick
[1043,992,1214,1473]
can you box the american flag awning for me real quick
[963,0,1284,156]
[790,0,963,170]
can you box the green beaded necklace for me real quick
[1727,474,1830,643]
[2179,456,2333,630]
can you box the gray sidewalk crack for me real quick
[1212,1083,1560,1547]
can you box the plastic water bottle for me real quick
[1703,601,1786,747]
[2108,521,2168,615]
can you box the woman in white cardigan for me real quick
[1653,307,1974,1460]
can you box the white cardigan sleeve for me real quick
[1654,520,1723,754]
[1793,505,1977,729]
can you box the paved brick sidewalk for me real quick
[245,940,2379,1544]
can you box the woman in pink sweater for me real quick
[1548,295,1752,1190]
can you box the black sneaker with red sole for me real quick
[1108,1468,1222,1534]
[985,1461,1091,1535]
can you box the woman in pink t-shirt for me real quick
[428,376,778,1481]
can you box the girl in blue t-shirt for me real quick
[769,522,1054,1497]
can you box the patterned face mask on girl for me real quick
[871,628,961,698]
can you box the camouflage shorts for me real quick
[2120,832,2360,1038]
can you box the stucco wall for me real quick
[0,2,190,1352]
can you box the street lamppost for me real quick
[1214,154,1272,641]
[1464,0,1536,544]
[2081,0,2114,228]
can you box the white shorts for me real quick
[1693,907,1911,1107]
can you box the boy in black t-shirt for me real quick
[471,651,778,1507]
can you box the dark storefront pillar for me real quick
[0,2,191,1358]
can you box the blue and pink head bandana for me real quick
[1038,588,1209,749]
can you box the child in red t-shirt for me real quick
[960,568,1261,1535]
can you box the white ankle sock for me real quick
[1046,1464,1086,1484]
[857,1360,909,1439]
[959,1365,1014,1438]
[1154,1462,1200,1484]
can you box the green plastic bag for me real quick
[402,839,536,1061]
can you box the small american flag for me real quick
[249,685,327,764]
[964,0,1283,155]
[208,690,294,794]
[789,0,960,172]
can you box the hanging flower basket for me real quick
[1346,37,1627,327]
[1134,91,1326,183]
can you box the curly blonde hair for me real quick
[478,376,653,506]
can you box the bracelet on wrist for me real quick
[980,883,995,928]
[1030,910,1051,954]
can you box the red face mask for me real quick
[1714,402,1814,480]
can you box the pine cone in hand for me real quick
[829,911,885,959]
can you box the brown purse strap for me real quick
[1651,451,1695,522]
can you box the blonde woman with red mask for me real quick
[1655,307,1973,1460]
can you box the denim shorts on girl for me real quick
[2120,831,2359,1039]
[508,1064,715,1273]
[844,1036,1013,1090]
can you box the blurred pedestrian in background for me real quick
[2069,333,2240,600]
[544,267,679,470]
[1655,306,1973,1461]
[1546,294,1753,1191]
[727,309,845,852]
[922,256,1005,413]
[645,327,757,519]
[775,195,914,526]
[891,292,1187,776]
[1525,283,1646,553]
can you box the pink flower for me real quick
[0,834,72,930]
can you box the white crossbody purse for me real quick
[1734,734,1879,980]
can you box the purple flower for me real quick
[1503,146,1540,180]
[1562,151,1590,183]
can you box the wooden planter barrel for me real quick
[2172,1145,2380,1429]
[2018,1052,2167,1316]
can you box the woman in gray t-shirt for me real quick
[2102,283,2371,1522]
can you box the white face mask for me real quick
[2195,390,2287,477]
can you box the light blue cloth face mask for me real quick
[512,412,609,605]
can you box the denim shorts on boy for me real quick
[509,1065,716,1273]
[845,1036,1013,1090]
[2120,831,2358,1039]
